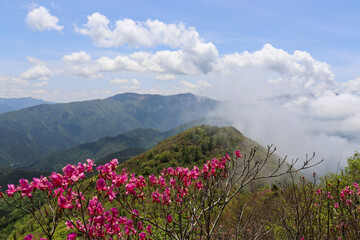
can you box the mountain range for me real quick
[0,93,218,168]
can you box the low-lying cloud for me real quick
[210,45,360,174]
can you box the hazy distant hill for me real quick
[0,93,218,168]
[0,97,52,114]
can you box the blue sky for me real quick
[2,0,360,171]
[1,0,360,102]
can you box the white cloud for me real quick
[219,44,334,97]
[155,74,175,81]
[0,76,29,86]
[62,51,91,62]
[206,44,360,174]
[26,6,63,32]
[75,13,200,49]
[308,94,360,120]
[337,78,360,95]
[66,46,217,76]
[20,65,52,80]
[131,78,141,86]
[110,78,129,84]
[32,81,48,87]
[27,56,46,65]
[109,78,141,89]
[179,81,197,89]
[74,14,218,74]
[178,80,212,91]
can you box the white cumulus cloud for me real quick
[219,44,334,97]
[179,80,212,90]
[26,6,63,32]
[109,78,141,89]
[62,51,92,62]
[155,74,176,81]
[74,14,218,74]
[20,65,52,80]
[110,78,129,84]
[75,13,201,49]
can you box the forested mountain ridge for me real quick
[0,93,218,168]
[28,128,165,172]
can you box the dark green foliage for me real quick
[344,151,360,183]
[121,125,283,178]
[0,93,218,168]
[321,151,360,188]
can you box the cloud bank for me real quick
[210,44,359,174]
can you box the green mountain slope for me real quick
[121,125,285,179]
[29,117,230,172]
[96,147,147,166]
[0,93,218,168]
[29,128,164,171]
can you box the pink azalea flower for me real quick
[86,159,95,172]
[149,174,157,185]
[66,221,74,230]
[167,214,173,223]
[66,232,77,240]
[24,235,33,240]
[6,184,16,197]
[146,224,152,234]
[139,232,147,240]
[58,195,73,209]
[125,183,136,195]
[235,150,243,158]
[96,178,107,191]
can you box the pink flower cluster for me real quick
[4,159,96,201]
[0,150,243,240]
[64,196,152,239]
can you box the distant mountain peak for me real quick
[108,92,198,102]
[0,97,53,114]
